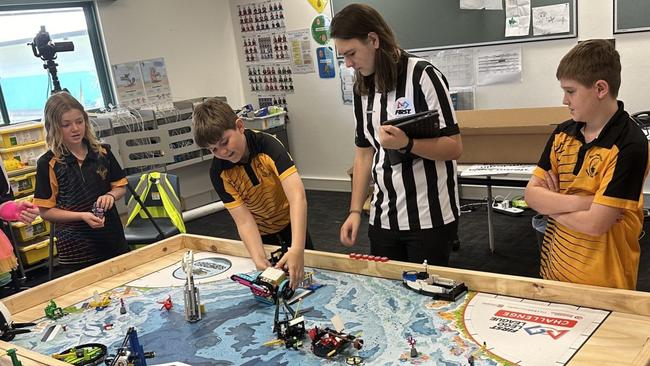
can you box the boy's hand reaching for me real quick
[252,256,272,271]
[275,247,304,290]
[81,212,105,229]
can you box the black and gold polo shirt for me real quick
[534,101,649,289]
[33,141,129,265]
[210,129,297,235]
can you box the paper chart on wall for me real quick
[532,3,570,35]
[140,58,172,106]
[287,29,314,74]
[505,0,531,37]
[112,61,146,108]
[428,48,475,88]
[460,0,503,10]
[338,60,354,105]
[237,0,294,100]
[477,45,522,85]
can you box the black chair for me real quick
[631,111,650,133]
[123,173,184,249]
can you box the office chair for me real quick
[123,172,185,249]
[632,111,650,137]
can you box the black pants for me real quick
[368,220,458,266]
[261,223,314,251]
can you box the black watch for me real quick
[398,137,413,154]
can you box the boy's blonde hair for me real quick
[556,39,621,97]
[192,98,238,148]
[43,92,103,160]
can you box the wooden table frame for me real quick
[1,234,649,365]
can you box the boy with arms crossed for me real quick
[525,40,649,289]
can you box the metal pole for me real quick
[0,81,11,124]
[486,176,496,253]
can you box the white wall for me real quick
[95,0,246,209]
[94,0,650,192]
[229,0,355,191]
[96,0,245,106]
[477,0,650,111]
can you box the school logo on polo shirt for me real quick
[96,166,108,180]
[394,97,414,115]
[586,153,603,177]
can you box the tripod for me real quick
[44,59,65,94]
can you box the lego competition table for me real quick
[1,234,650,366]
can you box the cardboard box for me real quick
[456,107,571,164]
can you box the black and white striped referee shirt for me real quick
[353,52,460,231]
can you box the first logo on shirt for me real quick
[394,97,414,115]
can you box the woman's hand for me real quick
[378,125,409,150]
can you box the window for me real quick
[0,2,113,124]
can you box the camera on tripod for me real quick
[27,26,75,93]
[29,26,74,61]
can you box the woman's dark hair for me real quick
[330,3,400,95]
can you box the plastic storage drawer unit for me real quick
[0,141,47,171]
[18,237,56,266]
[0,122,45,148]
[8,171,37,196]
[12,217,50,243]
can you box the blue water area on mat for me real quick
[12,269,499,365]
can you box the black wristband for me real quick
[399,137,413,154]
[106,192,116,201]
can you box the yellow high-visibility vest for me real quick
[126,172,186,233]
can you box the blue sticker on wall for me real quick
[317,46,336,79]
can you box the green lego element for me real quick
[62,305,84,314]
[511,199,529,209]
[52,344,107,365]
[6,348,23,366]
[44,300,66,320]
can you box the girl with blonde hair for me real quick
[34,92,129,270]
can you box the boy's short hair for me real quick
[192,98,238,148]
[556,39,621,97]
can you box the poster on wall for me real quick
[237,0,294,106]
[140,58,173,106]
[287,29,314,74]
[112,61,146,108]
[237,0,285,34]
[476,45,522,85]
[338,60,354,105]
[242,36,259,63]
[311,15,330,45]
[307,0,328,13]
[247,64,293,93]
[317,46,335,78]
